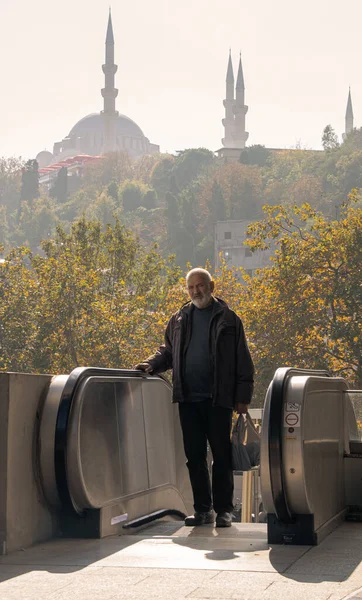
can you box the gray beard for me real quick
[192,294,212,309]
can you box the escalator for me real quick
[260,368,362,544]
[38,367,193,535]
[28,366,362,545]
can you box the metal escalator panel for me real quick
[281,375,347,530]
[39,367,191,519]
[66,377,143,511]
[66,374,177,511]
[260,367,357,544]
[141,378,178,488]
[260,367,330,524]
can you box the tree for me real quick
[322,125,340,151]
[215,163,263,220]
[150,154,175,203]
[340,127,362,153]
[120,180,147,212]
[241,198,362,399]
[209,181,226,223]
[81,152,132,193]
[171,148,215,191]
[50,167,68,203]
[239,145,271,167]
[20,159,39,202]
[86,191,117,225]
[179,190,199,264]
[0,217,181,373]
[0,157,23,211]
[143,189,157,209]
[16,197,58,250]
[0,206,9,247]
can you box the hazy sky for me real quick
[1,0,361,159]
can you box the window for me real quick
[224,231,232,239]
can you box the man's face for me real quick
[187,274,214,309]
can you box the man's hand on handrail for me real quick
[134,362,153,374]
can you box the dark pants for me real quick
[178,400,234,514]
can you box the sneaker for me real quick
[215,511,232,527]
[184,510,214,526]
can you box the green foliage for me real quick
[83,152,132,189]
[322,125,340,151]
[50,166,68,203]
[0,217,181,373]
[340,127,362,153]
[171,148,215,190]
[0,156,23,211]
[3,138,362,267]
[209,181,226,222]
[1,204,362,410]
[20,159,39,202]
[239,145,271,167]
[150,154,175,202]
[0,206,9,246]
[14,197,58,250]
[242,198,362,394]
[119,179,155,212]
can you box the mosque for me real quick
[216,53,355,162]
[36,12,159,171]
[36,11,356,177]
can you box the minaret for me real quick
[345,88,354,137]
[233,54,248,148]
[101,10,119,153]
[222,51,235,147]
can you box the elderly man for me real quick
[135,268,254,527]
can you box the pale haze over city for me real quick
[0,0,361,159]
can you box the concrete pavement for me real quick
[0,521,362,599]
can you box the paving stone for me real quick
[0,522,360,600]
[187,573,277,599]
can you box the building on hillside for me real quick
[36,11,159,171]
[215,220,273,278]
[38,154,102,190]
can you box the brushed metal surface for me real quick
[282,376,348,527]
[65,375,191,513]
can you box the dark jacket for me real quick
[146,297,254,409]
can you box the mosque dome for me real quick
[36,150,54,168]
[44,13,159,164]
[69,113,145,139]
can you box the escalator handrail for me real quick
[54,366,169,515]
[268,367,330,524]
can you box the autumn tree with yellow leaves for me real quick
[239,196,362,399]
[1,201,362,410]
[0,217,182,373]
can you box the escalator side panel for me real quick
[142,379,178,488]
[260,383,274,513]
[261,368,330,525]
[299,378,346,530]
[67,377,149,510]
[39,375,68,509]
[64,374,192,516]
